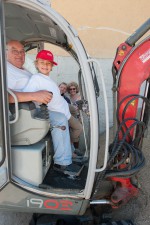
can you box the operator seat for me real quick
[10,102,50,145]
[9,102,51,186]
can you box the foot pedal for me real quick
[68,164,84,179]
[53,163,84,177]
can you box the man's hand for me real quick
[33,90,53,104]
[8,90,53,104]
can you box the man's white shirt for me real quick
[7,63,71,120]
[7,62,32,91]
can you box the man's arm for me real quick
[8,90,53,104]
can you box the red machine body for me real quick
[114,38,150,138]
[110,22,150,206]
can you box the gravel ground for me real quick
[132,131,150,225]
[0,212,32,225]
[0,128,149,225]
[111,128,150,225]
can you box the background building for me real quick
[25,0,150,130]
[50,0,150,58]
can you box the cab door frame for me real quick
[4,0,109,201]
[0,0,11,189]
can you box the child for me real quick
[25,50,70,119]
[23,50,84,175]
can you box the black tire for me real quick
[29,214,37,225]
[100,220,136,225]
[29,214,81,225]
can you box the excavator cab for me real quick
[0,0,109,218]
[0,0,149,224]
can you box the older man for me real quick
[7,40,82,176]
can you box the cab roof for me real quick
[4,2,68,48]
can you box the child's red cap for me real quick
[36,50,58,66]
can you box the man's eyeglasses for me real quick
[69,88,76,91]
[8,49,25,55]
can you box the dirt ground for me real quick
[0,128,149,225]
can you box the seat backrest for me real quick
[10,102,50,145]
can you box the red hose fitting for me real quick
[110,177,139,208]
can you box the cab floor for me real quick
[42,165,88,189]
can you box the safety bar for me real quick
[126,18,150,46]
[8,89,19,124]
[87,59,109,172]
